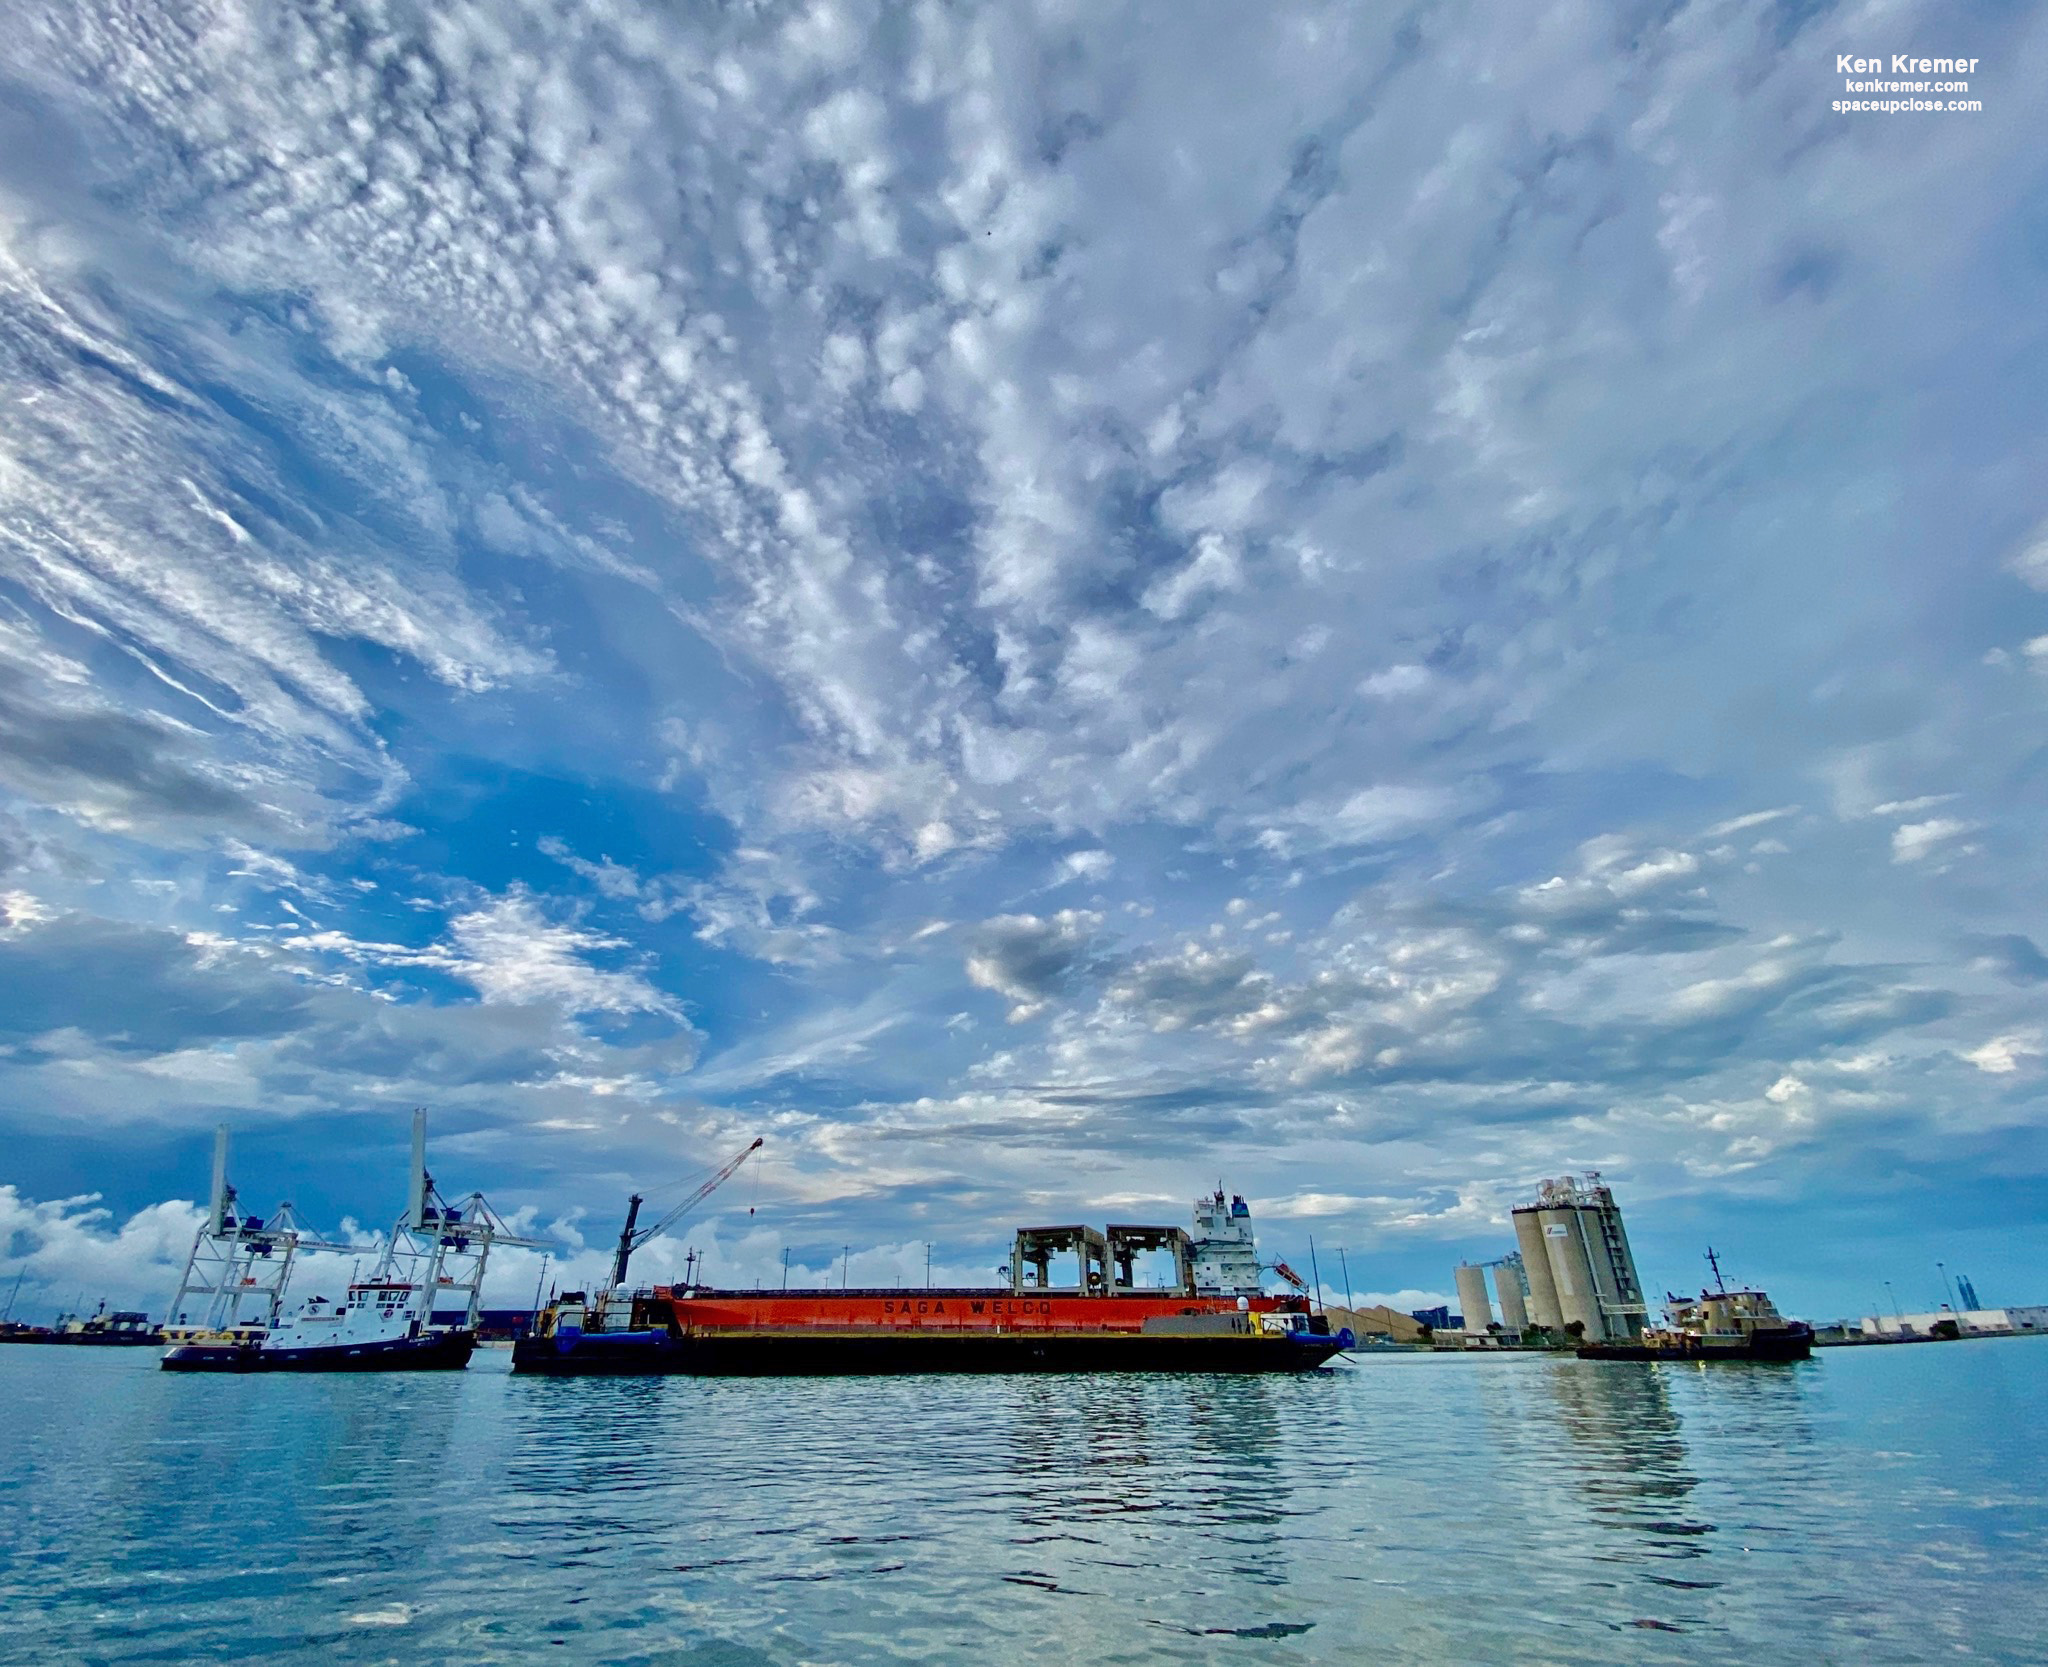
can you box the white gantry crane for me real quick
[363,1109,555,1338]
[164,1125,351,1341]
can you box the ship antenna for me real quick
[1705,1246,1727,1294]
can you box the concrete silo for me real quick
[1518,1174,1649,1343]
[1454,1263,1494,1333]
[1512,1206,1566,1331]
[1494,1255,1529,1334]
[1539,1205,1604,1339]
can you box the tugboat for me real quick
[515,1178,1353,1377]
[0,1305,163,1346]
[1577,1249,1814,1362]
[161,1113,548,1372]
[47,1303,164,1346]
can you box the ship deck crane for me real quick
[609,1137,763,1292]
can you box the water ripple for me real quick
[0,1343,2043,1664]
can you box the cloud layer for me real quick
[0,2,2044,1320]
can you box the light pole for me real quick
[1884,1280,1901,1323]
[1937,1261,1959,1312]
[841,1245,850,1290]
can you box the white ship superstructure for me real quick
[1190,1189,1266,1296]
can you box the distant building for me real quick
[1323,1304,1428,1345]
[1861,1307,2045,1338]
[1411,1305,1452,1330]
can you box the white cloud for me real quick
[1961,1034,2039,1074]
[1142,533,1244,621]
[443,892,679,1018]
[1704,807,1797,838]
[1054,849,1115,886]
[283,887,682,1020]
[1358,664,1432,699]
[0,1187,203,1315]
[1891,818,1973,864]
[2006,517,2048,591]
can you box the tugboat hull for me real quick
[1577,1324,1814,1363]
[161,1329,477,1372]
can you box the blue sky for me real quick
[1,2,2044,1322]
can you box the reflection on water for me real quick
[1546,1363,1712,1566]
[0,1346,2042,1665]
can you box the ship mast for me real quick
[1705,1245,1728,1294]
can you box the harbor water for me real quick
[1,1340,2041,1665]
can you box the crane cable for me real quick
[631,1136,763,1248]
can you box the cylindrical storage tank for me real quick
[1512,1208,1565,1330]
[1495,1264,1528,1334]
[1540,1208,1605,1342]
[1592,1199,1647,1338]
[1455,1263,1493,1333]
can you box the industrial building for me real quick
[1451,1174,1648,1345]
[1510,1173,1648,1343]
[1860,1305,2047,1339]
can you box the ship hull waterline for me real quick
[160,1329,478,1373]
[1576,1328,1815,1363]
[0,1333,164,1347]
[512,1329,1348,1376]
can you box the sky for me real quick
[1,1,2045,1325]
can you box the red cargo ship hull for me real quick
[668,1288,1295,1330]
[512,1287,1351,1376]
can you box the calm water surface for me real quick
[1,1340,2041,1664]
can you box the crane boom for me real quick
[610,1137,763,1290]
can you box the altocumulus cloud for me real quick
[0,2,2043,1315]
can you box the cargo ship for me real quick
[1577,1250,1813,1362]
[514,1187,1354,1376]
[161,1113,548,1372]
